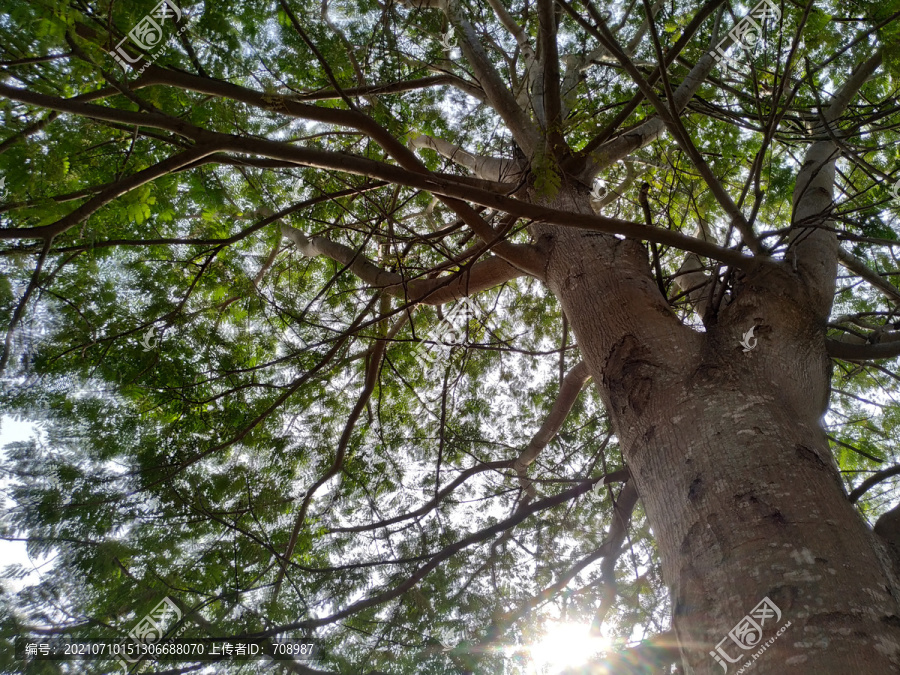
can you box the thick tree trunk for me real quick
[536,187,900,674]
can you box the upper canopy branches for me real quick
[0,0,897,344]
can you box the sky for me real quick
[0,415,48,590]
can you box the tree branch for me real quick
[789,50,885,317]
[0,80,543,276]
[279,223,529,304]
[538,0,565,155]
[409,133,523,182]
[245,476,630,637]
[0,83,752,270]
[512,361,591,501]
[826,331,900,361]
[486,480,637,642]
[568,0,726,179]
[837,249,900,306]
[567,0,761,252]
[849,464,900,503]
[271,304,392,602]
[442,0,541,155]
[0,146,219,241]
[292,75,456,101]
[0,238,51,373]
[327,460,513,534]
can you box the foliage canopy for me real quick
[2,0,900,673]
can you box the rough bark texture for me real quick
[535,185,900,674]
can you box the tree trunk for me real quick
[535,187,900,674]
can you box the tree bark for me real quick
[536,185,900,674]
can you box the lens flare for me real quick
[526,622,611,672]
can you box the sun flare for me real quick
[526,622,611,673]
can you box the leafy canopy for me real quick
[1,0,900,673]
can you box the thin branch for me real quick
[293,75,455,101]
[512,361,591,502]
[279,222,529,304]
[271,308,391,602]
[849,465,900,503]
[837,249,900,306]
[0,238,51,373]
[244,476,626,637]
[327,460,512,534]
[567,0,761,253]
[409,134,523,182]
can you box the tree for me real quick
[2,0,900,673]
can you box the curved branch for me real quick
[0,146,219,241]
[512,361,591,501]
[592,479,639,632]
[849,464,900,503]
[279,223,529,304]
[837,249,900,306]
[443,0,541,155]
[246,476,627,636]
[327,460,512,534]
[0,84,752,270]
[410,134,523,182]
[591,160,637,210]
[826,332,900,361]
[490,480,638,637]
[272,308,391,601]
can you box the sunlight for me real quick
[525,622,611,673]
